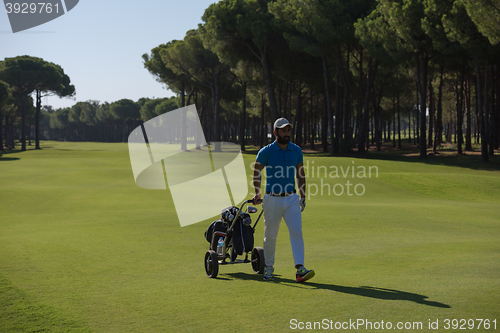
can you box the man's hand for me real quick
[300,197,306,212]
[253,193,262,205]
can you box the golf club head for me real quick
[246,206,258,214]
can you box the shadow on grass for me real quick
[55,149,107,152]
[353,150,500,172]
[0,157,20,161]
[242,143,499,171]
[0,146,45,158]
[225,272,451,308]
[0,149,24,156]
[0,149,31,161]
[0,146,104,159]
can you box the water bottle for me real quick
[217,237,224,256]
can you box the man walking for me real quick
[252,118,315,282]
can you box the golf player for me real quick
[252,118,315,282]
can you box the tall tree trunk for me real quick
[383,120,386,142]
[476,63,489,161]
[428,79,434,149]
[310,93,316,150]
[277,79,283,118]
[356,49,364,145]
[295,83,303,147]
[457,62,466,155]
[0,111,3,151]
[476,92,480,144]
[465,76,473,151]
[321,98,327,152]
[180,81,188,151]
[342,80,349,145]
[180,81,186,107]
[334,49,341,154]
[415,82,419,145]
[321,53,333,154]
[35,89,41,149]
[398,92,402,149]
[261,51,278,121]
[212,76,222,152]
[482,58,489,160]
[371,101,375,146]
[28,119,31,146]
[122,120,127,143]
[7,116,12,148]
[417,52,428,158]
[304,95,309,145]
[387,100,391,143]
[434,62,444,152]
[408,108,412,144]
[3,116,8,149]
[11,116,16,148]
[342,46,350,144]
[287,78,292,121]
[240,81,247,151]
[260,94,265,148]
[18,95,27,151]
[392,98,396,147]
[358,57,375,153]
[489,62,495,156]
[496,64,500,150]
[374,86,383,152]
[375,102,381,151]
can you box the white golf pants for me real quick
[262,193,304,268]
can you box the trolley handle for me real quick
[246,198,262,205]
[227,198,263,229]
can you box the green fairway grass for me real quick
[1,142,499,332]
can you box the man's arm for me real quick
[253,161,265,204]
[297,162,306,212]
[296,162,306,198]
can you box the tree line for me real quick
[1,0,499,161]
[141,0,499,160]
[0,56,75,151]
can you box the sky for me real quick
[0,0,218,109]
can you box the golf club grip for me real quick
[246,199,262,204]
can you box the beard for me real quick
[277,133,290,145]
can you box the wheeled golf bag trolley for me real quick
[204,199,265,278]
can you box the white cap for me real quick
[274,118,292,131]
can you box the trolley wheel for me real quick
[251,247,265,274]
[230,246,237,262]
[205,250,219,278]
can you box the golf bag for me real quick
[221,206,254,255]
[232,216,254,255]
[204,206,255,256]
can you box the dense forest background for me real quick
[1,0,499,161]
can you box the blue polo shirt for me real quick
[256,140,303,194]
